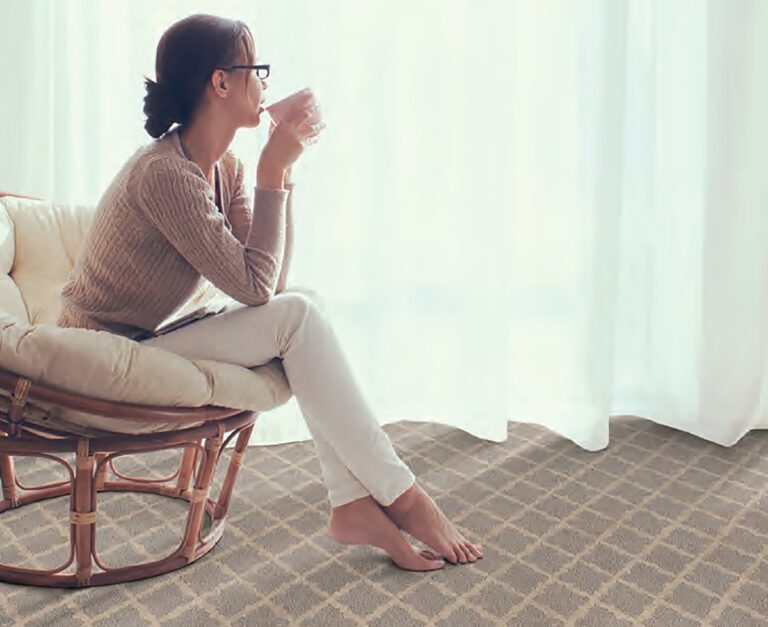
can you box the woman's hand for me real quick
[260,104,326,176]
[268,119,293,184]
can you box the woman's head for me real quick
[143,14,267,138]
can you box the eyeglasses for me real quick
[217,63,270,80]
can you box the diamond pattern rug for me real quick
[0,415,766,626]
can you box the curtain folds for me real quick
[1,0,766,449]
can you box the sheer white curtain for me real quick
[1,0,766,449]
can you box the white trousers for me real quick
[139,286,416,509]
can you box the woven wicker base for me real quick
[0,367,259,588]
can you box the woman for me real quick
[57,13,482,571]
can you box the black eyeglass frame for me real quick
[217,64,270,80]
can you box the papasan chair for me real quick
[0,191,294,587]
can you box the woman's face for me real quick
[217,37,268,129]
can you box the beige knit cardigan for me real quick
[57,126,292,340]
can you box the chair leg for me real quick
[176,441,199,496]
[214,423,254,519]
[0,431,18,507]
[94,453,108,491]
[73,439,95,586]
[180,433,222,561]
[0,453,17,507]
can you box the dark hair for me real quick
[142,14,256,138]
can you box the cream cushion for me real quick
[0,195,292,435]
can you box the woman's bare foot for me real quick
[328,495,446,571]
[380,481,484,565]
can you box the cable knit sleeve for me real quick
[225,156,253,245]
[226,157,295,246]
[138,156,288,306]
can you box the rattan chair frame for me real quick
[0,189,262,587]
[0,364,258,588]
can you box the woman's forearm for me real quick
[275,183,294,294]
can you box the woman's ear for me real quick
[212,69,228,96]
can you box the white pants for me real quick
[139,286,416,509]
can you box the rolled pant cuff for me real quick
[328,484,372,509]
[328,468,416,509]
[373,469,416,507]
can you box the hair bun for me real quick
[143,77,180,138]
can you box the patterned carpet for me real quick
[0,415,766,626]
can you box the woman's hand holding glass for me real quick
[258,103,326,184]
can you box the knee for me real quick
[302,288,327,314]
[273,290,319,317]
[272,291,325,354]
[279,286,328,315]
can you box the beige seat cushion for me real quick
[0,310,292,434]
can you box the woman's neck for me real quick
[177,116,236,183]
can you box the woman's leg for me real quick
[140,287,415,509]
[141,286,481,565]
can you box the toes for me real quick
[453,542,468,563]
[416,548,445,569]
[419,544,480,565]
[419,544,465,565]
[418,548,441,561]
[468,542,484,559]
[456,541,479,563]
[439,546,458,564]
[419,547,457,564]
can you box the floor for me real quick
[0,415,766,626]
